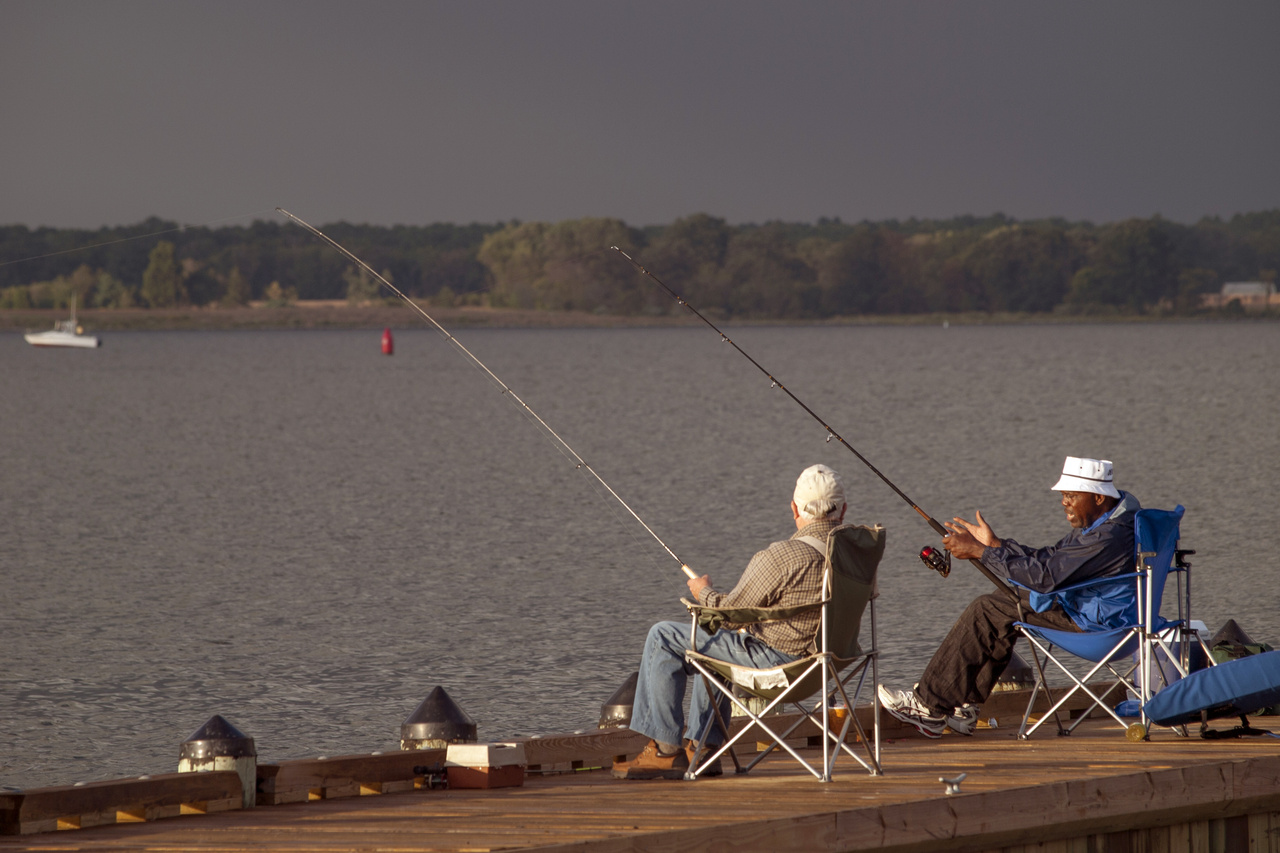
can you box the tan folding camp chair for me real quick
[681,523,885,782]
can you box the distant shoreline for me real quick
[0,302,1269,333]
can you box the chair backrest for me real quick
[1038,505,1185,633]
[1134,505,1185,624]
[823,523,886,660]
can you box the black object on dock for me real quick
[400,687,477,750]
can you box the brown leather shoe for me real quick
[611,740,689,780]
[684,739,724,777]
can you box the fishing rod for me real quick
[611,246,1015,599]
[0,208,277,268]
[276,208,697,580]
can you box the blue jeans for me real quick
[629,620,798,747]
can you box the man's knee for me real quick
[645,620,692,657]
[972,590,1019,615]
[958,591,1022,632]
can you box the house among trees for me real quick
[1200,281,1279,311]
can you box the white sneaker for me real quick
[877,684,946,738]
[947,703,979,735]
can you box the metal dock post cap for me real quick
[179,715,257,761]
[1208,618,1256,648]
[992,651,1036,692]
[178,715,257,808]
[598,672,638,729]
[400,686,478,750]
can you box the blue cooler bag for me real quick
[1144,650,1280,727]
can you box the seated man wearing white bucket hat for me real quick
[878,456,1141,738]
[613,464,849,779]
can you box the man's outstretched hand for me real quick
[687,574,711,600]
[943,510,1002,559]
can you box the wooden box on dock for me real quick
[445,743,526,789]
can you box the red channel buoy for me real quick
[381,327,394,355]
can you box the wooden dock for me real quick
[3,690,1279,852]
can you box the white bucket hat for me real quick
[794,464,845,519]
[1051,456,1121,498]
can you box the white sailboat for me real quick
[24,296,101,348]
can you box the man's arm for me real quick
[983,525,1135,592]
[697,542,798,610]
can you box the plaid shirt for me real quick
[696,518,837,657]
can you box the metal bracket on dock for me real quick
[940,773,966,795]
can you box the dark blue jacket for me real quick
[981,491,1141,629]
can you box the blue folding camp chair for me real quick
[1014,506,1187,739]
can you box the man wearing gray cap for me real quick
[879,456,1141,738]
[614,463,849,780]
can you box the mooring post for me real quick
[597,672,638,729]
[178,715,257,808]
[400,686,478,750]
[993,651,1036,691]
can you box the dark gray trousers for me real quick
[915,589,1079,713]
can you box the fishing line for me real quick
[0,208,278,268]
[612,246,1015,598]
[449,340,670,577]
[277,208,696,580]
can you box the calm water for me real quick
[2,322,1277,788]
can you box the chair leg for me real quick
[871,640,881,770]
[796,661,881,777]
[688,674,740,778]
[1018,626,1068,736]
[686,659,830,781]
[1064,677,1129,735]
[832,663,881,775]
[706,689,742,774]
[1018,643,1062,738]
[683,654,881,781]
[1023,640,1145,735]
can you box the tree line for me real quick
[2,211,1277,316]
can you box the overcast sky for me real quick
[3,1,1278,231]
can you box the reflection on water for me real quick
[2,322,1277,788]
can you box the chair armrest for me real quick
[1007,571,1142,597]
[680,597,825,635]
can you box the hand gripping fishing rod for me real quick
[612,247,1016,600]
[276,208,697,580]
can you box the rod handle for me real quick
[681,564,697,579]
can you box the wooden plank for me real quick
[196,685,1103,814]
[1224,815,1250,853]
[256,748,445,805]
[0,771,242,836]
[634,812,837,853]
[827,758,1279,853]
[4,718,1278,851]
[0,796,17,837]
[1246,811,1274,853]
[524,730,649,770]
[1147,823,1173,853]
[1187,819,1210,853]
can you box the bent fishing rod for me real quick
[276,208,697,580]
[612,246,1015,600]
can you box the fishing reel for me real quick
[919,545,951,578]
